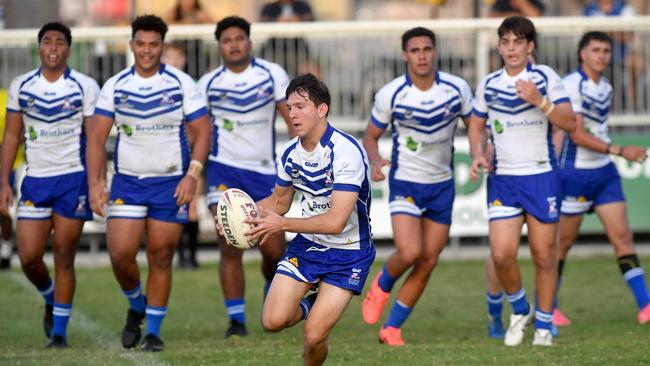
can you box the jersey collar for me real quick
[319,123,334,147]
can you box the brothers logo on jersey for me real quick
[223,119,234,132]
[28,126,38,141]
[406,136,418,152]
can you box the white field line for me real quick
[8,272,169,366]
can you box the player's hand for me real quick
[214,219,224,236]
[370,159,390,182]
[89,183,108,217]
[621,145,648,163]
[471,156,491,181]
[174,175,197,206]
[515,79,543,106]
[0,184,14,217]
[244,207,285,246]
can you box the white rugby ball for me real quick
[216,188,259,249]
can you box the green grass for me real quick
[1,256,649,365]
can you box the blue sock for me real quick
[299,295,317,321]
[145,306,167,338]
[225,298,245,323]
[506,288,530,315]
[384,300,413,329]
[534,307,553,330]
[52,303,72,338]
[378,265,397,293]
[486,291,504,320]
[618,255,650,309]
[263,281,271,298]
[122,283,146,313]
[38,279,55,305]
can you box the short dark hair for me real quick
[286,74,331,116]
[578,31,612,63]
[131,15,168,40]
[401,27,436,51]
[38,22,72,46]
[215,16,250,41]
[498,16,536,46]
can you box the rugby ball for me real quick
[216,188,259,249]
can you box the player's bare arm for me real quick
[86,114,113,217]
[362,123,390,182]
[468,114,490,181]
[515,79,576,133]
[173,114,211,206]
[570,114,647,163]
[0,112,22,216]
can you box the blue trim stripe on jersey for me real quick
[21,110,80,124]
[115,104,182,120]
[209,98,274,114]
[209,77,272,97]
[333,183,360,192]
[472,108,487,118]
[94,107,114,119]
[113,92,182,110]
[19,91,82,104]
[18,97,82,117]
[18,69,40,90]
[115,86,179,99]
[211,123,219,156]
[390,76,411,110]
[370,115,388,129]
[185,107,208,123]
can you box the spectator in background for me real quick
[583,0,636,16]
[162,41,188,70]
[489,0,545,17]
[260,0,315,22]
[259,1,321,79]
[164,0,211,25]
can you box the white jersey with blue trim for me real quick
[198,58,289,175]
[95,64,208,178]
[560,68,612,169]
[371,71,473,184]
[473,63,570,176]
[6,67,99,177]
[277,124,372,250]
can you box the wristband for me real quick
[187,160,203,179]
[606,143,612,154]
[543,102,555,116]
[538,97,549,111]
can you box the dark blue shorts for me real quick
[206,161,275,208]
[276,235,376,295]
[388,178,455,225]
[18,171,92,221]
[108,173,188,223]
[560,162,625,215]
[487,171,561,223]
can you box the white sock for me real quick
[0,240,13,258]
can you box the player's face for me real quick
[39,30,70,72]
[130,30,164,76]
[402,36,436,78]
[581,40,612,75]
[286,91,328,138]
[218,26,251,68]
[498,32,534,72]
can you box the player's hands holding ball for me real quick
[245,207,286,246]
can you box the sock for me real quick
[486,291,504,321]
[618,254,650,309]
[299,295,317,321]
[38,279,55,305]
[225,298,245,323]
[384,300,413,329]
[506,288,530,315]
[534,307,553,330]
[0,239,12,259]
[377,265,397,293]
[554,260,566,309]
[145,306,167,338]
[52,303,72,338]
[122,283,146,313]
[263,280,272,298]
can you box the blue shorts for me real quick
[276,235,376,295]
[560,162,625,215]
[108,174,188,223]
[388,178,454,225]
[487,171,561,223]
[206,161,275,208]
[18,171,92,221]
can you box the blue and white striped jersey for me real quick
[198,58,289,175]
[473,63,570,176]
[95,64,208,178]
[560,67,613,169]
[370,71,473,184]
[277,124,372,250]
[6,67,99,177]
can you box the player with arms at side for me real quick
[468,16,576,346]
[361,27,473,346]
[240,74,375,366]
[86,15,210,351]
[0,22,99,348]
[198,16,292,338]
[554,31,650,326]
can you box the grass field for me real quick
[1,256,649,365]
